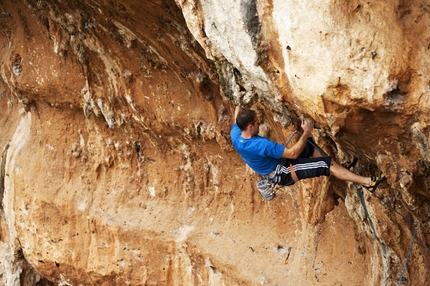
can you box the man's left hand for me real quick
[301,119,314,135]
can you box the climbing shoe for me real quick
[256,178,276,201]
[363,175,386,193]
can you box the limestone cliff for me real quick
[1,0,430,285]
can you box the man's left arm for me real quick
[233,105,241,124]
[281,119,314,159]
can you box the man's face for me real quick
[249,117,260,136]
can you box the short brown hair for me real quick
[236,110,256,131]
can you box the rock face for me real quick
[1,0,430,285]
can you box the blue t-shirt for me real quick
[230,123,285,175]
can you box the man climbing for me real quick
[230,105,386,200]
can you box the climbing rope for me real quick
[370,191,415,286]
[355,183,429,286]
[284,128,428,284]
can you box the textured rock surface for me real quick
[1,0,430,285]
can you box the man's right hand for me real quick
[301,119,314,135]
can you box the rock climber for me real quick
[230,105,386,200]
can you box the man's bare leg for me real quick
[330,161,372,186]
[312,147,372,186]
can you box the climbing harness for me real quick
[289,162,300,182]
[356,183,430,286]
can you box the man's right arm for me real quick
[281,119,314,159]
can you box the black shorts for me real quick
[271,140,331,186]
